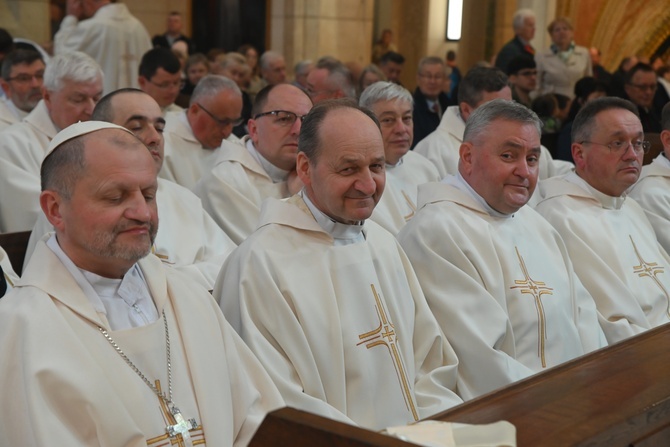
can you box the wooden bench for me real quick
[0,231,32,275]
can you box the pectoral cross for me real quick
[148,381,202,447]
[401,190,417,221]
[510,247,554,367]
[357,284,418,421]
[630,235,670,316]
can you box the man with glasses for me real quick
[411,56,451,149]
[305,56,355,104]
[195,83,312,244]
[0,49,45,130]
[536,97,670,343]
[160,75,243,191]
[0,51,103,232]
[623,62,662,133]
[507,55,537,109]
[138,48,184,114]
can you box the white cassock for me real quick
[0,246,20,293]
[0,97,25,131]
[629,153,670,253]
[160,111,237,191]
[370,151,439,236]
[25,178,236,290]
[194,136,290,244]
[536,172,670,343]
[413,105,573,182]
[214,195,462,430]
[54,4,152,93]
[0,100,57,232]
[0,239,284,446]
[398,177,606,400]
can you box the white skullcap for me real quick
[43,120,135,162]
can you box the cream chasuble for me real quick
[413,105,573,181]
[0,100,58,232]
[194,137,290,245]
[54,3,151,94]
[214,195,462,430]
[0,98,22,131]
[370,151,439,236]
[398,179,605,400]
[24,178,236,290]
[629,154,670,253]
[536,172,670,343]
[0,240,284,446]
[0,246,19,293]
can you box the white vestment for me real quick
[0,240,284,446]
[629,154,670,253]
[536,172,670,343]
[214,195,462,429]
[370,151,439,236]
[0,97,24,131]
[194,137,290,244]
[398,179,606,400]
[0,100,57,232]
[54,4,152,94]
[25,178,236,290]
[413,105,573,182]
[160,111,228,191]
[0,246,19,293]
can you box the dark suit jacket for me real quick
[152,33,195,54]
[411,88,451,149]
[495,36,534,74]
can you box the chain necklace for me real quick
[98,310,198,443]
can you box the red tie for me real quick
[432,102,442,119]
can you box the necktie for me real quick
[0,265,7,298]
[432,101,442,119]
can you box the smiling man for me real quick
[399,99,605,400]
[214,99,462,429]
[536,97,670,343]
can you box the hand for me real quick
[66,0,84,19]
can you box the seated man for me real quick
[536,97,670,343]
[195,83,312,244]
[0,49,45,130]
[214,99,462,430]
[414,66,572,182]
[26,89,236,290]
[305,56,355,104]
[0,121,283,444]
[138,47,184,114]
[630,102,670,252]
[359,81,439,235]
[399,99,605,400]
[0,51,103,232]
[161,75,243,190]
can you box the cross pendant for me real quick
[166,406,197,447]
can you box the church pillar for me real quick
[0,0,50,46]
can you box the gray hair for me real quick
[464,98,541,144]
[294,59,313,77]
[458,66,509,108]
[314,56,356,98]
[417,56,445,72]
[218,52,247,70]
[359,81,413,109]
[572,97,639,143]
[259,50,284,71]
[190,74,241,105]
[43,51,103,92]
[1,48,44,80]
[512,8,535,32]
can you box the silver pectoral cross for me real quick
[166,406,198,447]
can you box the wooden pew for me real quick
[0,231,32,276]
[433,322,670,446]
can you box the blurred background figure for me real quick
[379,51,405,85]
[372,29,397,64]
[292,59,313,92]
[178,53,210,107]
[238,44,264,100]
[357,64,386,96]
[152,11,195,55]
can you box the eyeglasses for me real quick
[418,73,445,81]
[580,139,651,154]
[6,72,44,84]
[253,110,307,127]
[149,79,185,90]
[517,69,538,77]
[197,103,243,127]
[627,83,657,92]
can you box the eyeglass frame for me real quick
[148,78,185,90]
[580,139,651,154]
[5,72,45,84]
[197,103,244,128]
[253,110,308,126]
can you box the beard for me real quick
[84,220,159,263]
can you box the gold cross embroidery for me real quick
[630,235,670,316]
[357,284,418,421]
[146,380,206,446]
[510,247,554,367]
[401,190,417,221]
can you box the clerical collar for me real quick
[443,173,515,218]
[246,138,289,183]
[300,190,365,246]
[46,234,158,330]
[386,155,405,169]
[568,171,626,210]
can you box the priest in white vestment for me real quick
[214,100,462,430]
[26,89,236,289]
[0,51,103,232]
[54,0,151,94]
[359,82,439,235]
[161,75,244,190]
[0,48,45,131]
[138,47,185,115]
[414,66,572,183]
[0,121,283,446]
[536,97,670,343]
[629,103,670,253]
[195,83,313,244]
[399,99,606,400]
